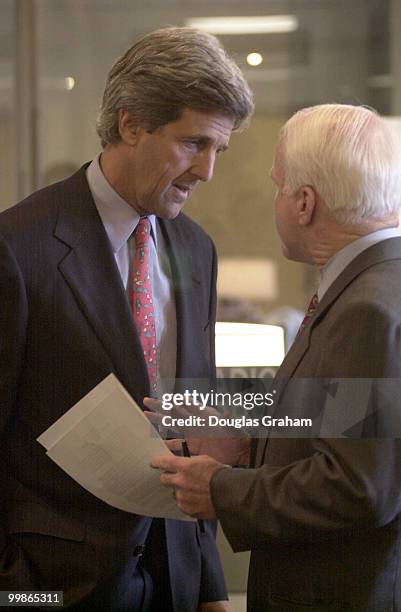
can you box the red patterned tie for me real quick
[296,292,318,338]
[130,217,158,395]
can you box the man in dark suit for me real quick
[0,27,253,611]
[152,105,401,611]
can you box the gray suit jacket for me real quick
[212,237,401,611]
[0,165,226,610]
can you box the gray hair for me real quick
[96,27,254,146]
[280,104,401,224]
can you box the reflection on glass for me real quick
[0,0,16,211]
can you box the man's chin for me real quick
[281,244,310,264]
[281,244,291,260]
[158,202,184,220]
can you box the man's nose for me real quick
[192,151,215,182]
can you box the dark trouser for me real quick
[140,519,173,612]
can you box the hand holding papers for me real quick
[143,397,250,467]
[37,374,194,521]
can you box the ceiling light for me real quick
[65,76,75,91]
[247,52,263,66]
[186,15,298,35]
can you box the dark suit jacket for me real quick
[0,165,226,610]
[212,238,401,611]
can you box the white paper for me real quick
[37,374,194,521]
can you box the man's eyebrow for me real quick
[183,135,229,151]
[183,134,209,142]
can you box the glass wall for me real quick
[4,0,398,311]
[0,0,16,210]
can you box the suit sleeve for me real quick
[211,301,401,551]
[0,234,28,552]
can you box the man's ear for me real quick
[118,110,139,145]
[297,185,317,226]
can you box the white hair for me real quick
[280,104,401,224]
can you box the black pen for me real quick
[181,440,205,533]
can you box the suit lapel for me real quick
[255,237,401,466]
[159,217,207,381]
[53,166,149,401]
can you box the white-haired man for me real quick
[151,104,401,611]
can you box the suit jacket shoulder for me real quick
[0,164,102,252]
[284,237,401,379]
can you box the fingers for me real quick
[151,453,189,472]
[143,397,162,412]
[160,471,181,488]
[151,455,190,494]
[166,439,184,451]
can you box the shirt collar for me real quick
[86,153,157,252]
[318,227,401,301]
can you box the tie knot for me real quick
[135,217,151,248]
[306,292,318,315]
[296,292,319,338]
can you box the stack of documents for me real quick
[37,374,193,521]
